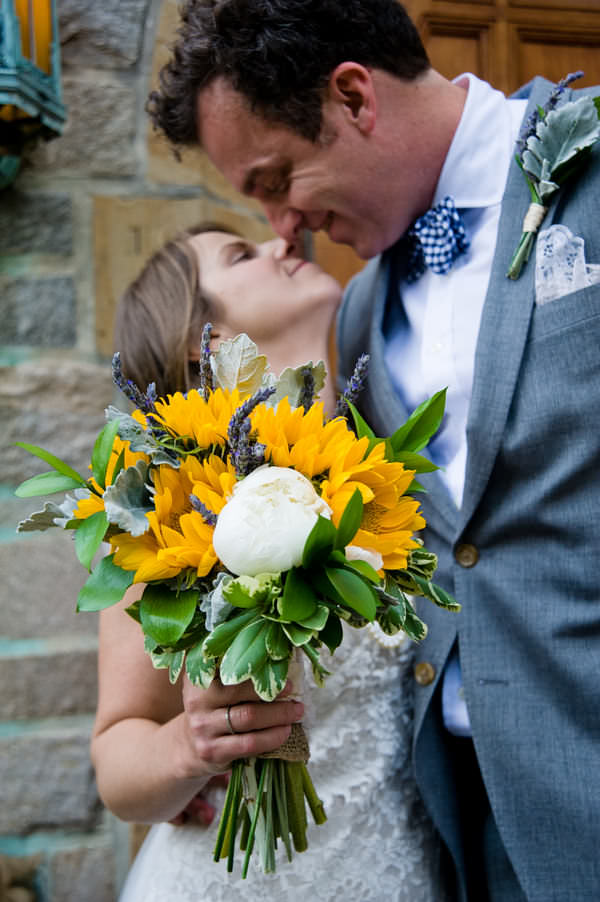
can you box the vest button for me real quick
[455,543,479,568]
[414,660,436,686]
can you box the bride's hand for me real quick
[176,675,304,778]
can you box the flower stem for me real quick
[506,231,536,280]
[284,761,308,853]
[301,762,327,825]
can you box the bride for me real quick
[91,225,445,901]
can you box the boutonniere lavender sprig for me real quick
[507,71,600,280]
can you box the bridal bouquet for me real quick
[16,328,458,877]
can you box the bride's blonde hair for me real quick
[113,222,238,398]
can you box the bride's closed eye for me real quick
[228,242,256,264]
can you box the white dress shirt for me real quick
[384,74,527,734]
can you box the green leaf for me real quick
[279,568,318,622]
[412,574,461,611]
[334,488,363,549]
[402,603,428,642]
[77,553,134,612]
[265,621,292,660]
[251,656,290,701]
[103,461,152,536]
[343,558,381,584]
[74,510,109,571]
[202,610,260,659]
[281,622,316,647]
[389,389,447,454]
[186,643,217,688]
[302,515,336,568]
[17,499,78,532]
[223,573,280,609]
[301,642,331,687]
[388,449,439,474]
[297,603,329,631]
[324,567,377,621]
[346,401,377,443]
[139,586,199,646]
[14,442,87,486]
[15,471,87,498]
[319,611,343,654]
[91,418,122,490]
[219,620,271,685]
[149,648,185,682]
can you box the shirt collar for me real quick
[435,73,526,210]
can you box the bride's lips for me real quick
[290,260,307,276]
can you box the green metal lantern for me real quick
[0,0,66,188]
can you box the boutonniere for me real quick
[507,71,600,280]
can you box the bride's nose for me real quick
[268,237,299,260]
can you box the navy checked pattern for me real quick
[404,196,469,283]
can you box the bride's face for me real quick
[188,231,342,347]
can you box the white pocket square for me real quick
[535,224,600,305]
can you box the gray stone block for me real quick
[0,359,114,483]
[24,75,138,177]
[0,190,72,255]
[0,639,98,720]
[0,277,76,346]
[0,534,99,639]
[49,841,116,902]
[0,722,100,833]
[58,0,150,68]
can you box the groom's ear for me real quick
[327,63,376,135]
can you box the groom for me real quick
[148,1,600,899]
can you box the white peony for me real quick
[212,466,331,576]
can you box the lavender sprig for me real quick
[112,352,157,414]
[198,322,214,400]
[298,366,315,414]
[228,386,276,477]
[334,354,370,419]
[516,71,584,162]
[190,494,217,526]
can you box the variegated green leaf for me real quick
[202,610,260,659]
[265,621,292,660]
[185,643,217,688]
[250,656,290,701]
[219,620,271,685]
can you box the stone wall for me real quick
[0,2,271,899]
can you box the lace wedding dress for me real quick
[119,624,445,901]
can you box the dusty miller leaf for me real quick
[17,495,80,532]
[270,360,327,408]
[522,96,600,192]
[211,334,273,397]
[102,460,152,536]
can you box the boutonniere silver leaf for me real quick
[507,71,600,279]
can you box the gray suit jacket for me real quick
[337,78,600,901]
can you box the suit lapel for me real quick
[458,79,557,534]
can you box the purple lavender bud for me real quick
[334,353,370,419]
[190,494,217,526]
[199,322,214,400]
[298,365,315,413]
[112,352,157,413]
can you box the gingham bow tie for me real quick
[404,196,469,283]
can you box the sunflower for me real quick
[110,453,236,583]
[73,411,149,520]
[251,397,424,571]
[151,387,240,451]
[250,397,355,478]
[320,441,425,571]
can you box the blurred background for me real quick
[1,1,599,899]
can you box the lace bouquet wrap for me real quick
[15,329,459,877]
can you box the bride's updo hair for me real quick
[113,222,238,399]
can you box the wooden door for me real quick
[314,0,600,286]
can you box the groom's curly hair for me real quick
[148,0,430,146]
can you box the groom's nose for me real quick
[265,204,304,245]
